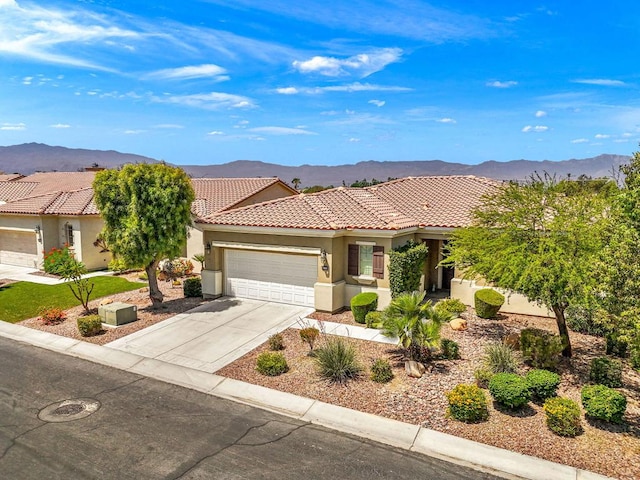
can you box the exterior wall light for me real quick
[320,249,329,273]
[205,242,212,255]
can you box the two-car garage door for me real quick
[0,230,38,267]
[225,249,316,307]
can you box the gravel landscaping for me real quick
[218,308,640,480]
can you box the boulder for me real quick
[99,298,113,306]
[405,360,426,378]
[449,318,468,331]
[139,287,149,293]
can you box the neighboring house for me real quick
[196,175,498,312]
[0,172,296,271]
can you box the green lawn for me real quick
[0,276,145,323]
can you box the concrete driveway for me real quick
[105,297,314,373]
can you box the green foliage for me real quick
[301,185,333,194]
[370,358,394,383]
[268,333,285,351]
[446,384,489,423]
[474,288,504,319]
[365,311,384,328]
[520,328,564,370]
[93,163,196,306]
[192,253,205,270]
[581,384,627,424]
[299,327,320,352]
[54,252,94,314]
[77,315,102,337]
[543,397,582,437]
[589,357,623,388]
[440,338,460,360]
[161,258,194,279]
[182,277,202,298]
[256,352,288,376]
[108,256,132,273]
[474,367,494,388]
[381,291,450,361]
[488,373,531,409]
[43,245,76,275]
[605,331,628,357]
[314,337,362,384]
[525,369,561,401]
[388,241,428,298]
[565,305,606,337]
[444,174,611,357]
[482,342,520,374]
[38,307,66,326]
[350,292,378,324]
[434,298,467,317]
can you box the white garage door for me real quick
[225,249,316,307]
[0,230,38,267]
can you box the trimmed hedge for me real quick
[581,384,627,424]
[388,241,428,298]
[446,384,489,423]
[488,373,530,409]
[183,277,202,298]
[256,352,289,376]
[350,292,378,324]
[543,397,582,437]
[589,357,623,388]
[474,288,504,319]
[77,315,102,337]
[526,369,560,401]
[435,298,467,317]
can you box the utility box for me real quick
[98,302,137,326]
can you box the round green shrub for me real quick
[365,311,384,328]
[77,315,102,337]
[183,277,202,298]
[474,367,494,388]
[370,358,394,383]
[581,384,627,424]
[543,397,582,437]
[474,288,504,319]
[446,384,489,423]
[268,332,285,351]
[589,357,623,388]
[526,369,561,401]
[256,352,289,376]
[350,292,379,324]
[440,338,460,360]
[519,328,564,371]
[488,373,531,409]
[314,337,362,384]
[435,298,467,317]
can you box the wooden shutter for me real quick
[348,244,359,275]
[373,246,384,279]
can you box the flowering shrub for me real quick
[43,245,76,275]
[39,307,66,326]
[446,384,489,423]
[543,397,582,437]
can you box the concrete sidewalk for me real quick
[0,321,612,480]
[0,264,113,285]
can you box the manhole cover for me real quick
[38,398,101,423]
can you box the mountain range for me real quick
[0,143,631,187]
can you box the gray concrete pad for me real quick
[0,264,113,285]
[105,297,313,372]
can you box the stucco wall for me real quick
[76,216,111,271]
[186,226,204,273]
[233,183,296,208]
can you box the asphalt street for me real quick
[0,336,500,480]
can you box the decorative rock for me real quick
[99,298,113,306]
[504,332,521,350]
[449,318,468,331]
[139,287,149,293]
[405,360,426,378]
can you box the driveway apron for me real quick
[105,297,313,373]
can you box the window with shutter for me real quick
[348,244,384,279]
[373,246,384,279]
[348,244,359,276]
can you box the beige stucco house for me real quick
[196,175,499,312]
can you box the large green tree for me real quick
[93,164,195,306]
[445,175,614,357]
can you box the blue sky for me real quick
[1,0,639,166]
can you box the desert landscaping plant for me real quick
[43,245,76,275]
[56,254,95,314]
[256,352,288,376]
[192,253,205,270]
[39,307,66,326]
[268,332,285,351]
[446,384,489,423]
[589,357,623,388]
[314,337,362,384]
[474,288,504,319]
[488,373,531,409]
[370,358,394,383]
[299,326,320,353]
[365,311,384,328]
[182,277,202,298]
[543,397,582,437]
[581,384,627,424]
[482,342,520,374]
[474,367,494,388]
[350,292,378,324]
[526,369,561,401]
[520,328,564,371]
[435,298,467,317]
[440,338,460,360]
[77,315,102,337]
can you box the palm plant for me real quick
[381,291,451,361]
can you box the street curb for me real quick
[0,322,614,480]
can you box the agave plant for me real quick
[381,291,452,361]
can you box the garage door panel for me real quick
[225,250,316,307]
[0,231,38,267]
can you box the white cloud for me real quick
[0,1,18,7]
[248,126,316,135]
[614,139,629,143]
[535,110,547,118]
[124,129,145,134]
[293,48,402,78]
[348,138,360,143]
[157,92,255,110]
[22,76,33,85]
[276,87,299,95]
[571,138,589,144]
[622,132,633,137]
[437,117,456,124]
[594,133,610,139]
[486,80,518,88]
[49,123,70,128]
[207,130,224,135]
[153,124,184,129]
[572,79,626,87]
[313,82,411,93]
[368,99,385,107]
[522,125,548,133]
[145,64,229,81]
[0,122,26,130]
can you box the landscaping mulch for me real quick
[218,308,640,480]
[18,273,209,345]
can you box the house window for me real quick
[348,244,384,279]
[65,224,74,246]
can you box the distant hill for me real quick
[0,143,630,186]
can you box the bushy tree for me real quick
[93,164,195,306]
[445,174,613,357]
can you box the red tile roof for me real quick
[0,174,24,182]
[0,188,98,215]
[200,175,499,231]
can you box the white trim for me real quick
[0,226,37,233]
[355,241,376,246]
[211,241,321,255]
[200,224,338,237]
[353,275,376,285]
